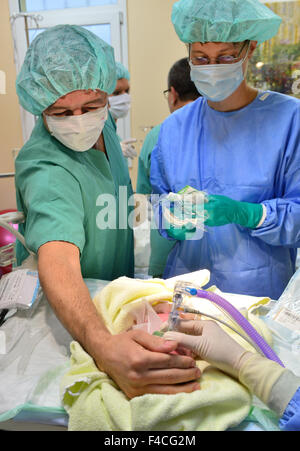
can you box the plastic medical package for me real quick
[162,186,207,240]
[269,269,300,332]
[264,269,300,367]
[0,269,41,310]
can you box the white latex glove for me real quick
[121,138,137,159]
[164,320,299,415]
[164,320,250,379]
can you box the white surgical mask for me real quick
[46,105,108,152]
[189,45,250,102]
[109,93,131,120]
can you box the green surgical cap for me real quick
[116,62,130,81]
[172,0,282,45]
[16,25,117,115]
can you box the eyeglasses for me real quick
[163,89,171,99]
[190,41,250,66]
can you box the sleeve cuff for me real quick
[256,204,267,228]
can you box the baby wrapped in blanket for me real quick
[60,272,272,431]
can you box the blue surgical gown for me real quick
[150,91,300,299]
[280,387,300,431]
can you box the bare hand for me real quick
[95,329,202,399]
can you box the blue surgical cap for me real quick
[172,0,282,45]
[116,62,130,81]
[16,25,117,115]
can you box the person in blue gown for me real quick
[150,0,300,300]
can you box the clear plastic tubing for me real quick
[186,287,285,368]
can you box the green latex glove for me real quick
[167,222,197,241]
[165,205,197,241]
[163,187,207,240]
[205,195,263,229]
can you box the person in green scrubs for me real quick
[137,58,200,277]
[15,25,200,399]
[109,62,138,162]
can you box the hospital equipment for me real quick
[162,186,207,241]
[0,173,15,178]
[0,210,28,275]
[169,281,285,367]
[171,0,282,45]
[0,211,34,272]
[0,269,40,311]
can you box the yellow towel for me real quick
[60,275,272,431]
[94,271,211,334]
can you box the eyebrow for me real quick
[192,46,235,54]
[47,98,105,112]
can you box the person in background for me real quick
[150,0,300,300]
[165,318,300,431]
[137,58,200,277]
[109,62,137,161]
[137,58,200,195]
[15,25,200,400]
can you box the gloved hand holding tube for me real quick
[164,320,300,419]
[162,186,207,241]
[163,188,264,242]
[121,138,138,159]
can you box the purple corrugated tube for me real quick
[187,288,285,367]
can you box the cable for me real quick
[180,306,264,355]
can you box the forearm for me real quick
[38,243,111,363]
[238,353,300,417]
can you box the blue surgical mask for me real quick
[189,47,249,102]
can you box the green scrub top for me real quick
[137,124,161,196]
[136,124,175,277]
[15,112,134,281]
